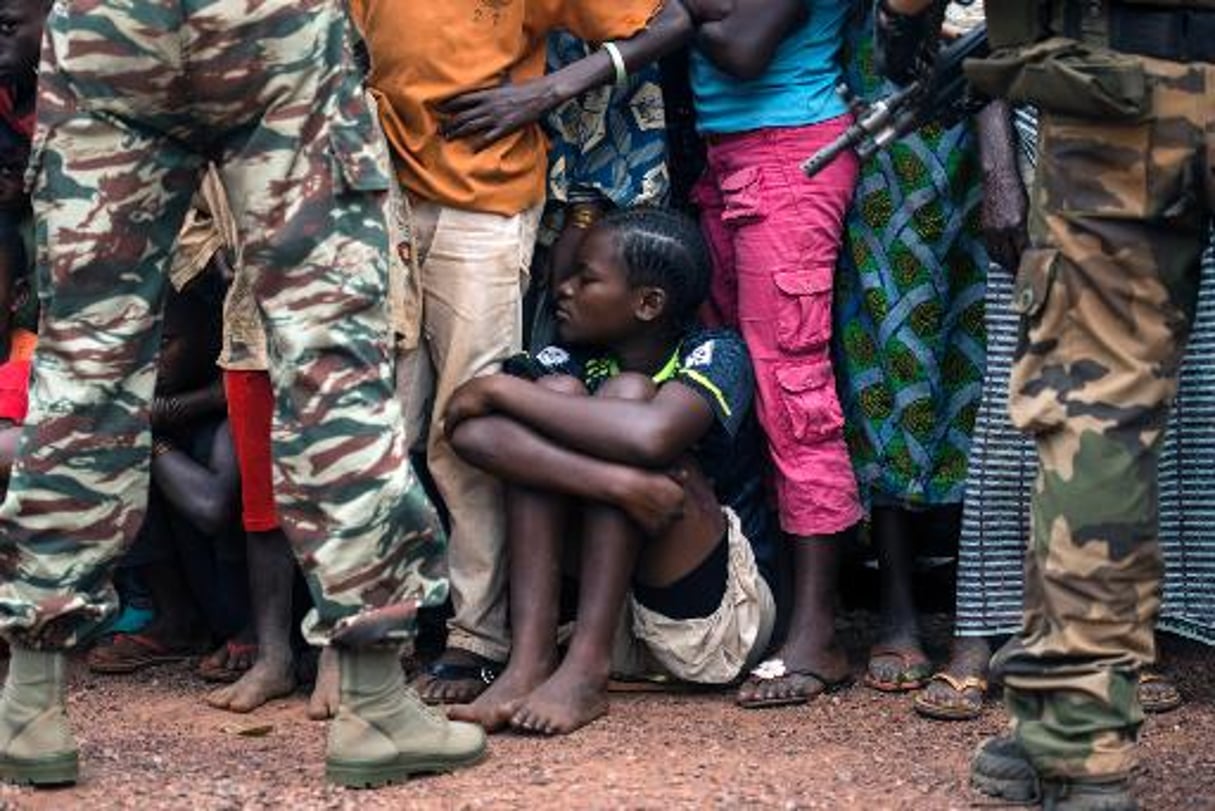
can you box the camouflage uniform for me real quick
[970,2,1215,783]
[0,0,447,651]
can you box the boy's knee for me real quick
[449,417,498,465]
[538,374,588,396]
[595,372,657,402]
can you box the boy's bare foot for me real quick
[204,657,296,713]
[615,469,685,537]
[307,646,341,720]
[509,664,608,736]
[448,659,556,733]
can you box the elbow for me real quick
[717,53,770,81]
[194,495,237,537]
[449,418,500,471]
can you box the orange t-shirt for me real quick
[351,0,660,216]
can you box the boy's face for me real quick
[0,1,45,81]
[554,228,640,347]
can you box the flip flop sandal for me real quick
[913,672,988,721]
[87,633,196,674]
[736,658,854,710]
[1138,672,1183,714]
[197,640,259,683]
[864,647,933,693]
[414,656,503,706]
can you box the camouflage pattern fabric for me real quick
[0,0,447,650]
[990,54,1215,780]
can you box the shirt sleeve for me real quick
[529,0,660,45]
[502,346,585,382]
[673,333,754,438]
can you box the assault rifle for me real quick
[802,23,989,177]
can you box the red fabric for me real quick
[0,85,34,140]
[224,370,279,532]
[0,359,30,423]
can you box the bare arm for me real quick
[0,423,19,484]
[445,374,714,469]
[975,100,1029,272]
[693,0,805,80]
[151,424,240,537]
[151,379,226,435]
[438,0,696,149]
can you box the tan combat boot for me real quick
[0,646,78,786]
[325,647,486,788]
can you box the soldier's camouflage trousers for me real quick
[992,55,1215,780]
[0,0,447,650]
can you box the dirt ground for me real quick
[1,619,1212,810]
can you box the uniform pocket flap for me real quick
[773,270,833,297]
[1013,248,1060,319]
[775,361,832,394]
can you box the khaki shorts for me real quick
[611,508,776,686]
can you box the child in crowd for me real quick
[443,209,777,734]
[350,0,686,705]
[87,276,249,673]
[0,218,32,488]
[441,0,862,709]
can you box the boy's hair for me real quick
[596,208,711,327]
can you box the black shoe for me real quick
[970,734,1041,804]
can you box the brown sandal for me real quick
[913,672,988,721]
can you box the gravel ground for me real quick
[2,618,1212,810]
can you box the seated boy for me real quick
[87,276,249,672]
[443,208,777,734]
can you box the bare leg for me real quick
[448,484,568,732]
[507,374,722,735]
[509,499,637,736]
[307,646,340,720]
[205,528,297,712]
[736,535,851,706]
[866,506,930,691]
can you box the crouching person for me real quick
[443,209,778,735]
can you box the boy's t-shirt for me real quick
[350,0,660,216]
[525,328,778,588]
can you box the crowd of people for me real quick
[0,0,1211,805]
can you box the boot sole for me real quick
[971,748,1040,805]
[325,745,487,788]
[0,751,79,787]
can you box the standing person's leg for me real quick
[866,506,931,691]
[206,0,481,784]
[410,203,539,705]
[0,0,202,786]
[977,59,1210,802]
[205,369,297,712]
[704,123,862,708]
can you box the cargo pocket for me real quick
[1009,248,1069,434]
[775,361,844,443]
[718,166,765,227]
[774,269,833,354]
